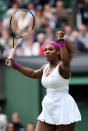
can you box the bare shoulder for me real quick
[35,65,45,72]
[40,65,46,71]
[58,61,70,79]
[42,65,46,69]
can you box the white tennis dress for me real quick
[38,63,81,125]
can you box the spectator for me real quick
[78,24,88,50]
[43,4,57,29]
[17,0,25,8]
[6,123,14,131]
[2,1,18,28]
[29,30,36,42]
[21,39,35,56]
[27,1,35,15]
[26,123,35,131]
[64,24,73,41]
[33,33,45,55]
[35,5,43,30]
[0,106,8,131]
[12,113,25,131]
[9,1,19,10]
[2,8,16,28]
[50,7,57,29]
[43,4,52,18]
[39,16,50,31]
[78,0,88,26]
[72,31,87,52]
[55,0,68,28]
[45,26,54,40]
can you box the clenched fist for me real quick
[56,31,65,40]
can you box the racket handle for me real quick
[6,38,22,66]
[9,39,22,59]
[6,48,15,66]
[9,48,15,59]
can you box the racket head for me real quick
[10,9,35,38]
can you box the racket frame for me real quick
[10,8,35,48]
[7,9,35,66]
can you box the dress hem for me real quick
[37,118,81,125]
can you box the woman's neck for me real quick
[49,59,60,68]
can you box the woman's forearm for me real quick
[56,31,71,65]
[13,62,44,79]
[6,58,43,79]
[15,64,35,78]
[60,46,70,64]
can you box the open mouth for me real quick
[45,55,50,58]
[45,55,51,60]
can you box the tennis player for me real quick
[6,31,81,131]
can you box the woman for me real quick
[6,31,81,131]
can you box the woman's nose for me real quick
[45,50,50,54]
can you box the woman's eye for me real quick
[44,48,54,51]
[49,48,53,50]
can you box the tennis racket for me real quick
[6,8,35,66]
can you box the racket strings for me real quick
[10,9,35,38]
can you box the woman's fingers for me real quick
[6,59,11,66]
[56,31,65,38]
[6,58,14,67]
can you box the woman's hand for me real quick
[56,31,65,40]
[6,58,15,67]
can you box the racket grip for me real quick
[6,48,15,66]
[9,48,15,59]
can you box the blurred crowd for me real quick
[0,0,88,57]
[0,106,35,131]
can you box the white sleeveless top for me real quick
[41,63,70,89]
[38,64,81,125]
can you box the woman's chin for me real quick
[46,57,51,61]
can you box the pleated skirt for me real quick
[38,87,81,125]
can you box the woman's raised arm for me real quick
[6,58,45,79]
